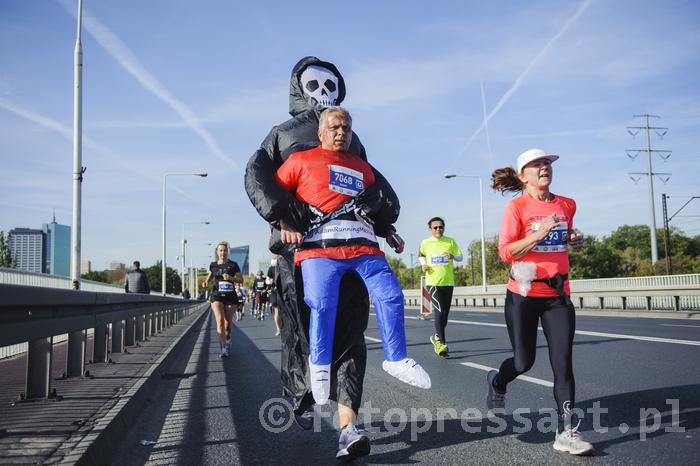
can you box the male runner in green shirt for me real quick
[418,217,462,357]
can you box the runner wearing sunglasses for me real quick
[418,217,462,357]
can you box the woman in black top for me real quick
[202,241,243,357]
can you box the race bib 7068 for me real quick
[329,165,364,196]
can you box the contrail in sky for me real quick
[58,0,240,171]
[0,97,202,202]
[480,79,494,167]
[452,0,593,168]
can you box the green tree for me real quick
[569,235,624,279]
[466,235,510,286]
[81,270,109,283]
[143,261,181,294]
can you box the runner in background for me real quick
[202,241,243,357]
[267,255,282,336]
[488,148,591,455]
[235,282,247,321]
[253,270,268,320]
[418,217,462,357]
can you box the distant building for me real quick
[80,259,91,274]
[229,245,250,275]
[109,261,126,270]
[8,216,71,276]
[8,228,44,273]
[43,218,70,277]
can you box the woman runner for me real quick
[202,241,243,357]
[487,148,592,455]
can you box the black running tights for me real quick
[494,290,576,428]
[428,285,453,343]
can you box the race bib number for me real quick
[329,165,364,196]
[431,254,449,266]
[532,221,568,252]
[218,281,234,293]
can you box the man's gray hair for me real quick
[319,106,352,129]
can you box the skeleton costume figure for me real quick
[245,57,401,417]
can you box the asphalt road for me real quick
[110,306,700,465]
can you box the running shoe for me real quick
[220,346,229,358]
[308,357,331,405]
[382,358,431,389]
[553,421,593,455]
[430,335,448,357]
[440,343,449,357]
[429,334,440,354]
[275,330,281,336]
[336,423,370,461]
[486,370,506,410]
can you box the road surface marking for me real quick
[403,315,700,347]
[659,324,700,329]
[459,362,554,388]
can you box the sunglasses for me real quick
[432,226,444,230]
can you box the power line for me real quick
[627,114,672,264]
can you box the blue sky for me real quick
[1,0,699,272]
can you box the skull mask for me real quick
[300,65,339,108]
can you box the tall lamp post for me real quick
[70,0,84,287]
[444,174,487,292]
[162,172,207,295]
[182,221,209,293]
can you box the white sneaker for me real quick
[220,346,229,358]
[308,357,331,405]
[382,358,431,389]
[553,421,593,455]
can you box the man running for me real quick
[418,217,462,357]
[253,270,268,320]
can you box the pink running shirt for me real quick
[498,193,577,298]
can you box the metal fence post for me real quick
[93,324,108,363]
[111,320,124,353]
[125,316,136,346]
[66,329,86,377]
[136,314,145,341]
[26,337,52,399]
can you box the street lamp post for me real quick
[444,174,487,292]
[182,221,209,294]
[162,173,207,295]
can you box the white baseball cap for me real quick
[516,148,559,173]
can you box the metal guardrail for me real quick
[0,283,207,400]
[0,267,124,292]
[404,273,700,311]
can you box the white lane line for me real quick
[659,324,700,329]
[404,316,700,347]
[459,362,554,388]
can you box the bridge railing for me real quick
[403,273,700,311]
[0,283,207,400]
[0,267,186,359]
[0,266,164,293]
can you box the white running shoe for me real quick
[220,346,229,358]
[382,358,431,389]
[336,423,370,460]
[553,421,593,455]
[308,357,331,405]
